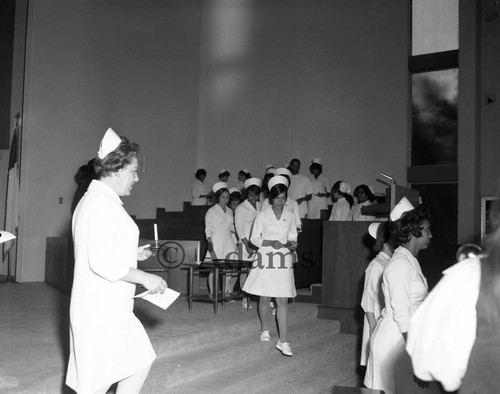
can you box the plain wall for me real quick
[15,0,409,281]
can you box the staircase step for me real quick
[149,300,319,357]
[261,356,361,394]
[155,333,357,394]
[143,318,341,389]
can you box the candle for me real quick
[154,223,158,242]
[196,243,200,262]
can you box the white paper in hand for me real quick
[133,288,180,310]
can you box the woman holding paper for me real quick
[66,128,167,394]
[243,175,298,357]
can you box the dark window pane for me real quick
[411,69,458,166]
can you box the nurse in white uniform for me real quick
[261,168,302,231]
[204,182,236,295]
[349,184,376,221]
[235,177,262,308]
[66,128,167,394]
[360,220,397,367]
[191,168,210,206]
[307,158,331,219]
[329,181,352,221]
[243,176,298,357]
[365,203,439,394]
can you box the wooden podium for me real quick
[319,222,375,335]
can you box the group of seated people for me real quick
[191,158,382,222]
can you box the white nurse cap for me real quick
[212,182,228,193]
[97,127,121,159]
[339,182,351,194]
[275,167,292,178]
[228,187,241,195]
[0,231,16,244]
[268,175,289,190]
[368,223,381,239]
[244,177,262,189]
[312,158,322,164]
[390,197,415,221]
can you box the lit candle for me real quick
[154,223,158,242]
[196,244,200,262]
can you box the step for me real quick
[149,300,320,357]
[146,334,358,394]
[261,357,361,394]
[143,318,341,389]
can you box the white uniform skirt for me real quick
[242,245,296,298]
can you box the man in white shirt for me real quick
[287,159,313,219]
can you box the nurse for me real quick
[261,168,302,231]
[204,182,237,296]
[259,169,275,204]
[349,184,376,221]
[307,158,331,219]
[360,220,398,368]
[66,128,167,394]
[234,168,251,192]
[243,176,298,357]
[365,203,437,394]
[328,181,352,221]
[235,177,262,308]
[191,168,210,206]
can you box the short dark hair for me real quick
[397,206,431,244]
[309,162,322,173]
[94,137,139,178]
[373,221,398,253]
[246,184,261,196]
[269,183,288,203]
[195,169,207,179]
[229,191,242,204]
[357,184,375,202]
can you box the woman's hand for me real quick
[286,241,298,251]
[207,240,217,259]
[137,245,153,261]
[143,273,168,294]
